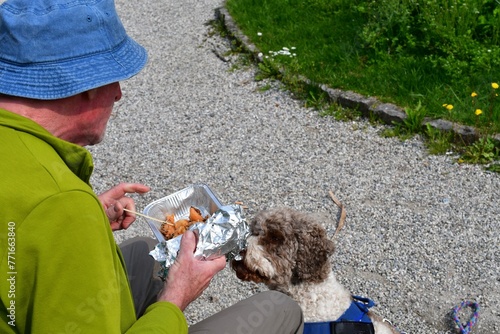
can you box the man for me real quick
[0,0,304,333]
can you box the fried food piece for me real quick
[174,219,190,235]
[160,207,209,240]
[189,206,207,222]
[165,213,175,225]
[175,219,190,227]
[160,222,176,240]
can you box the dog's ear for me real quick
[292,222,334,284]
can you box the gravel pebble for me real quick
[88,1,500,333]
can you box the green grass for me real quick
[225,0,500,134]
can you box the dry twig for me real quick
[328,190,346,237]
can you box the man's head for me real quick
[0,0,147,146]
[0,0,147,100]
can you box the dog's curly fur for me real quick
[231,207,398,334]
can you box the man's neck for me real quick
[0,95,82,144]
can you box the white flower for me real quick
[291,47,296,50]
[257,32,262,36]
[258,52,263,58]
[282,47,289,51]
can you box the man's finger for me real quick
[105,204,117,219]
[120,183,150,194]
[103,183,150,198]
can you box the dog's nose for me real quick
[230,258,247,279]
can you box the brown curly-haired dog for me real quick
[231,207,398,334]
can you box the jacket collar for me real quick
[0,108,94,184]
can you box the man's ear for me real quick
[84,88,98,100]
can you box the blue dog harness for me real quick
[303,296,376,334]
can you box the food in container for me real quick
[160,206,210,240]
[143,183,223,242]
[144,183,249,278]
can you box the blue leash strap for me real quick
[452,301,480,334]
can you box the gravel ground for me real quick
[88,1,500,333]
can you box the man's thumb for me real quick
[180,230,197,254]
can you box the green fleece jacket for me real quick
[0,109,188,333]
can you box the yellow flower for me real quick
[471,92,478,97]
[492,82,499,89]
[475,109,482,116]
[446,104,453,110]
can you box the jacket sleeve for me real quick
[16,190,188,333]
[127,302,188,333]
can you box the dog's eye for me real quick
[265,230,284,244]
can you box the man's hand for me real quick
[98,183,150,231]
[157,230,227,311]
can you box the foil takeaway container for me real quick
[144,184,249,278]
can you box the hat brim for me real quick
[0,37,147,100]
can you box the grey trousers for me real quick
[119,237,304,334]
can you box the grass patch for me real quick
[424,124,455,155]
[225,0,500,134]
[224,0,500,172]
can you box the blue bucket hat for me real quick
[0,0,147,100]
